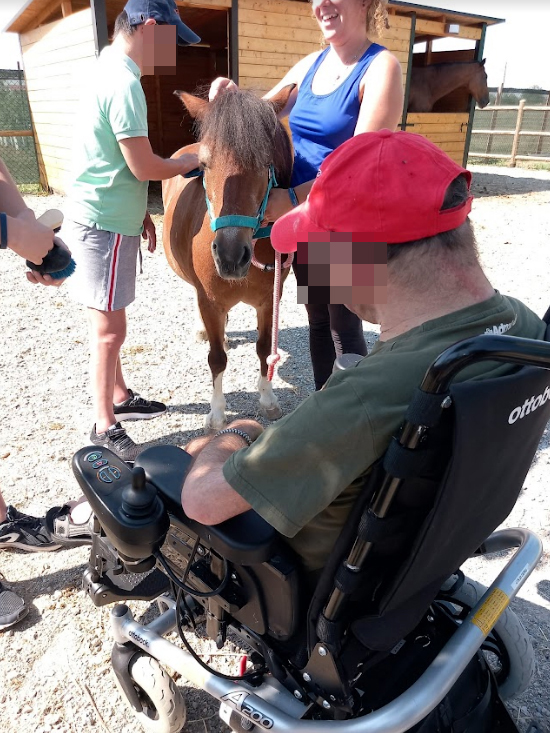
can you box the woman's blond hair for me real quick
[367,0,390,37]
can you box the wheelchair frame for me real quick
[109,528,541,733]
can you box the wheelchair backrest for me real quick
[314,329,550,653]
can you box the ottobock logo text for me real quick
[508,386,550,424]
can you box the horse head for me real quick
[470,59,490,109]
[176,86,294,280]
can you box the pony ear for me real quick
[174,91,209,120]
[268,84,296,116]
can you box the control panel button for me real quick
[86,451,103,462]
[92,459,108,469]
[98,466,122,483]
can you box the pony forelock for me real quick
[195,90,292,182]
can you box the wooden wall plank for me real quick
[21,9,95,193]
[240,8,318,31]
[239,21,323,44]
[407,123,468,133]
[178,0,231,8]
[22,24,93,54]
[20,7,91,45]
[415,18,482,41]
[240,36,321,55]
[240,0,315,17]
[407,113,470,124]
[25,40,96,68]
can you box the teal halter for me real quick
[186,165,277,240]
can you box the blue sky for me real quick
[0,1,549,90]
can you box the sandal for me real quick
[45,502,93,547]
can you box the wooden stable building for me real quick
[4,0,503,193]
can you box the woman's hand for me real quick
[209,77,238,101]
[263,188,294,225]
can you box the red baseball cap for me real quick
[271,130,472,253]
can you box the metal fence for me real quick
[0,67,40,186]
[469,87,550,164]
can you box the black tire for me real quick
[116,653,187,733]
[442,576,535,700]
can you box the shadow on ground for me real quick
[471,171,550,198]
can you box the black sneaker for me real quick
[0,506,61,552]
[114,389,167,421]
[90,422,143,463]
[0,580,28,631]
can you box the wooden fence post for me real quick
[510,99,526,167]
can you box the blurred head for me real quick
[272,130,482,319]
[311,0,389,41]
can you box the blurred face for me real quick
[141,19,177,75]
[311,0,369,41]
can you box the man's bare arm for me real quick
[182,419,263,525]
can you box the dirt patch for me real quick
[0,164,549,732]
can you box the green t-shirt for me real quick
[223,294,545,572]
[67,46,149,236]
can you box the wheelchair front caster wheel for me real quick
[116,653,187,733]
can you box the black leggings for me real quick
[304,303,367,390]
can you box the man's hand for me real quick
[142,211,157,253]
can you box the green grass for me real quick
[468,157,550,172]
[17,183,49,195]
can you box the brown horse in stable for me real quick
[408,60,490,113]
[163,87,294,430]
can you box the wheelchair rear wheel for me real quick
[442,576,535,700]
[116,653,187,733]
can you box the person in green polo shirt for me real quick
[62,0,200,463]
[178,131,547,576]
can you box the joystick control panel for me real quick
[72,447,170,566]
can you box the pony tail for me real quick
[367,0,390,37]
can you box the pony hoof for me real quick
[259,404,283,421]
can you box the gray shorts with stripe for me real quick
[63,220,140,311]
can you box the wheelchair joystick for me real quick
[121,467,158,519]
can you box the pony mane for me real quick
[196,89,293,186]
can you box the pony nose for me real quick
[212,234,252,280]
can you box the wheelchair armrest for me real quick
[135,445,278,565]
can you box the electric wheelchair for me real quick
[76,330,550,733]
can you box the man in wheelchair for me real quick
[75,131,550,733]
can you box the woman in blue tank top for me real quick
[210,0,403,389]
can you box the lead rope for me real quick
[251,240,294,382]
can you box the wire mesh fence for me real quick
[470,87,550,162]
[0,68,40,186]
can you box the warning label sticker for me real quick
[471,588,510,636]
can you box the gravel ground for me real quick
[0,165,549,733]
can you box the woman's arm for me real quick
[354,50,404,134]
